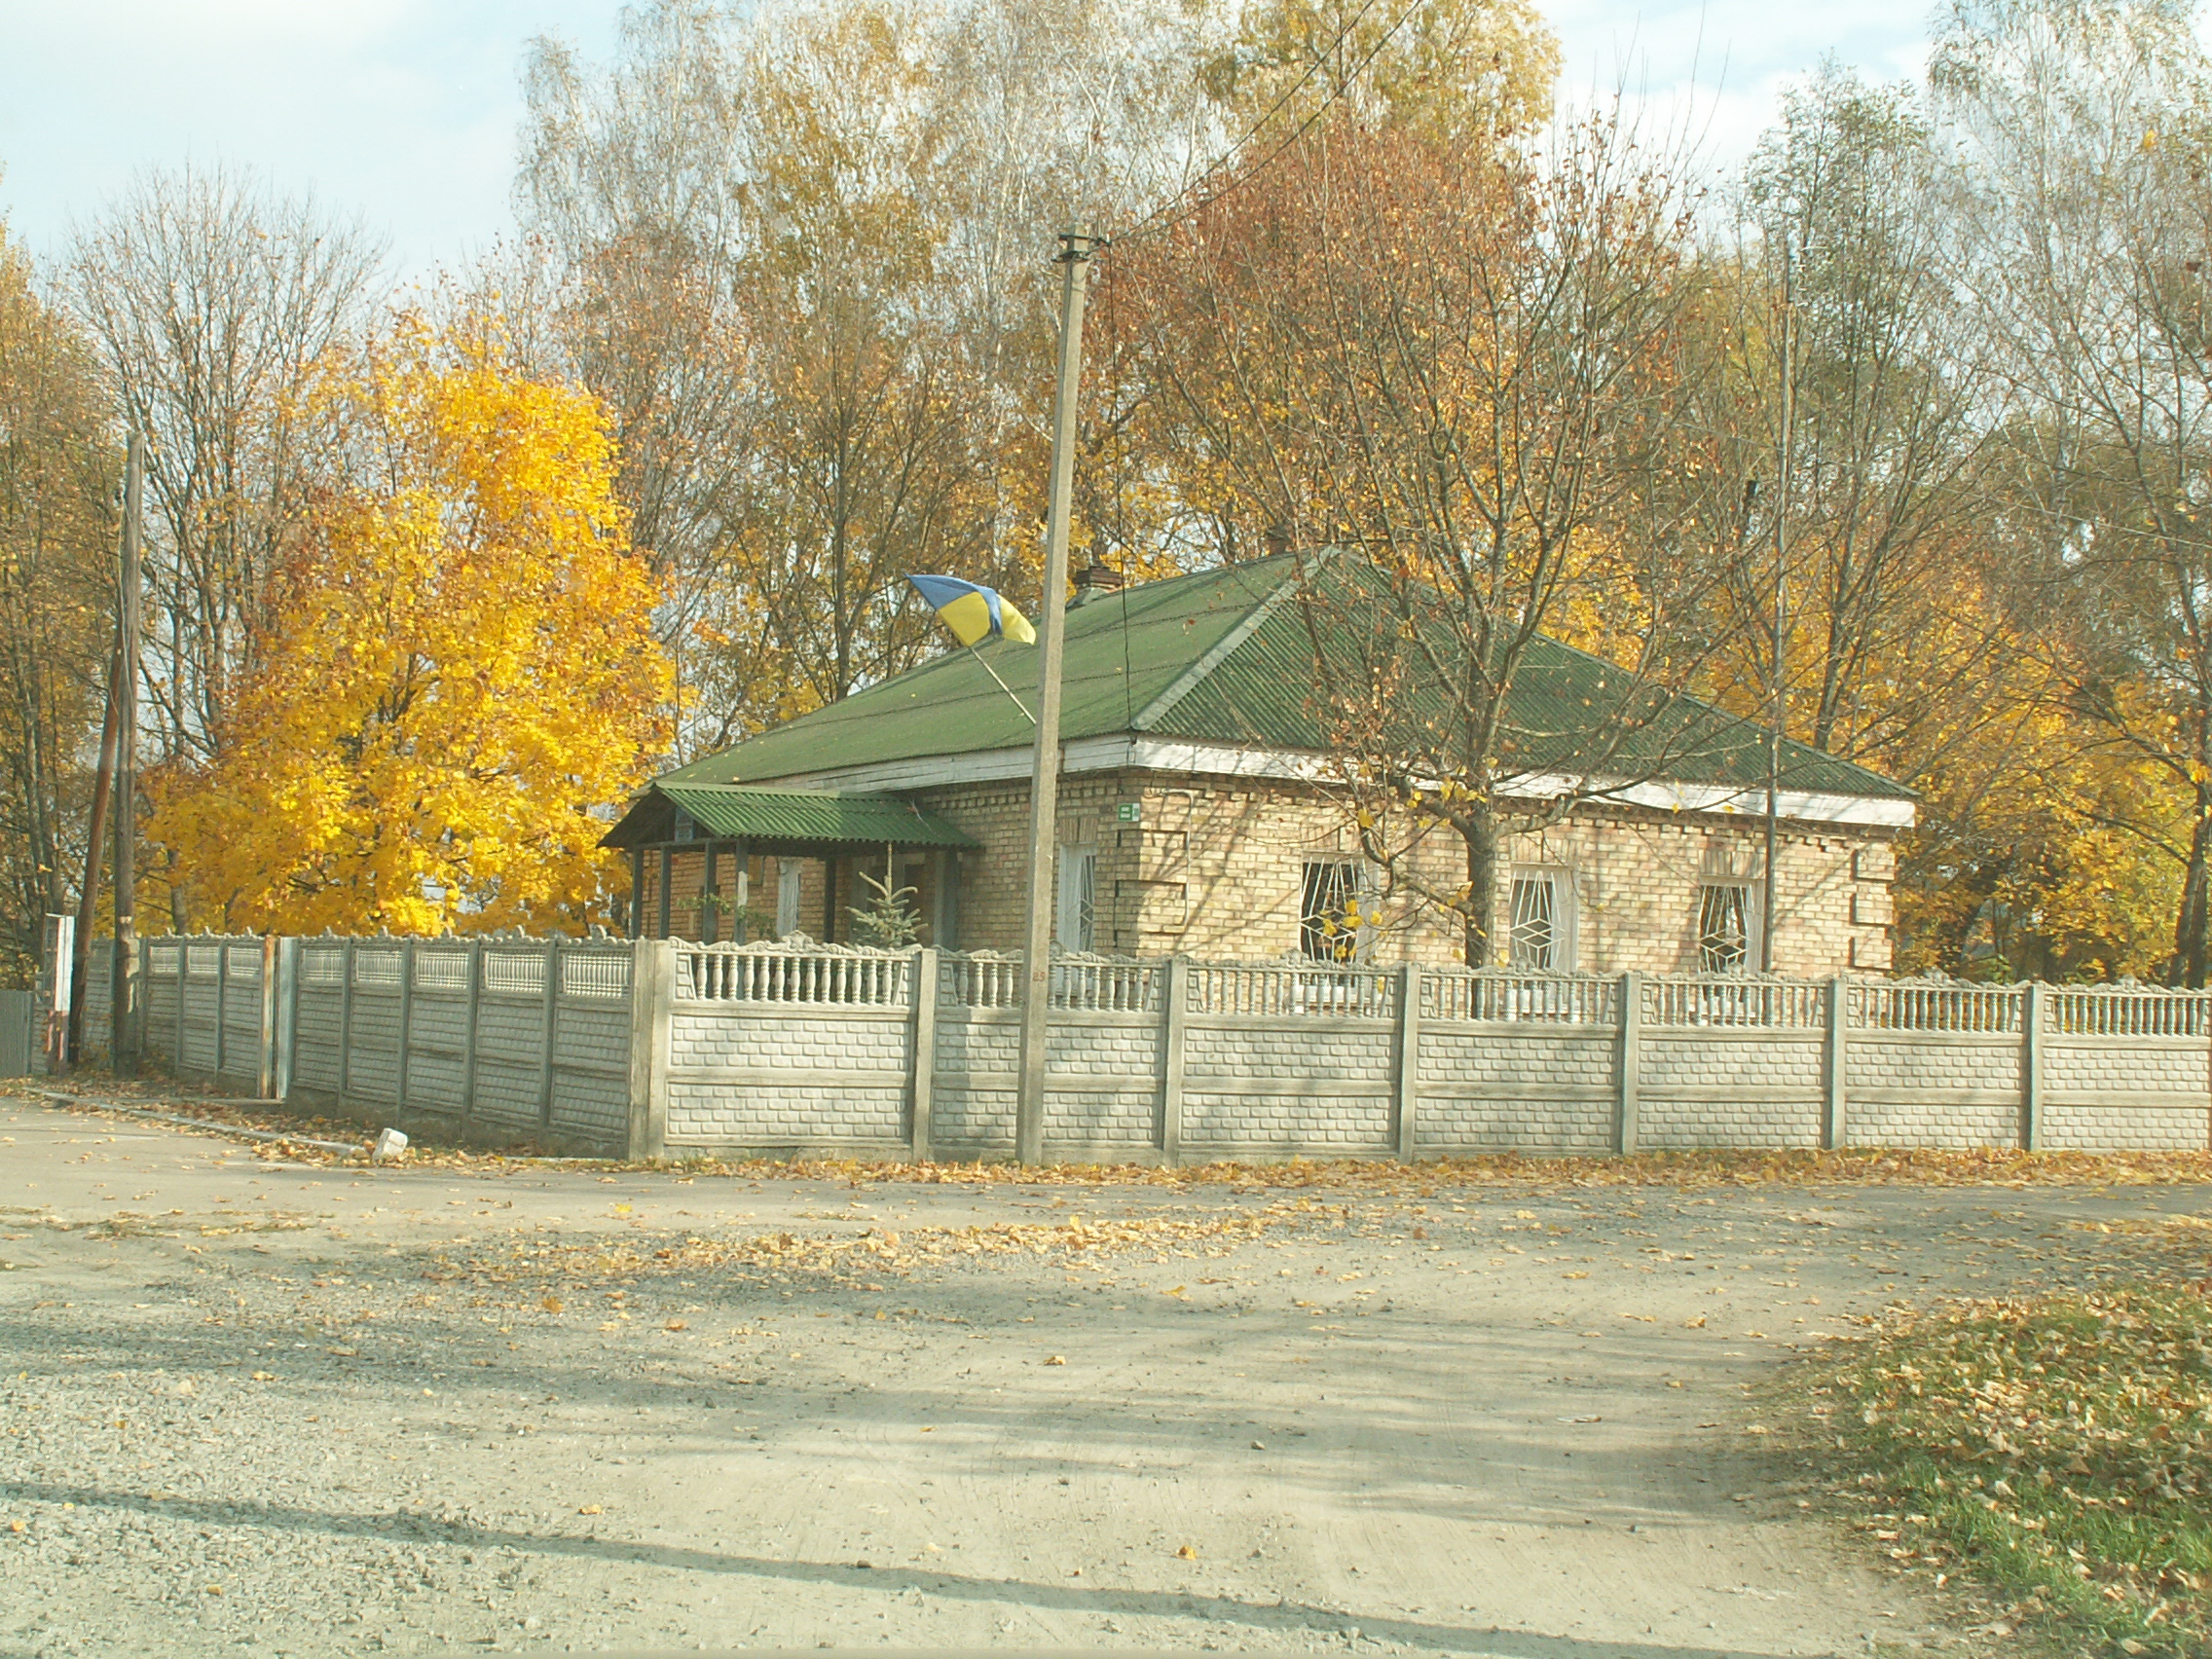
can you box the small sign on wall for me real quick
[1116,802,1140,823]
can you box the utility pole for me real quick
[1762,244,1794,975]
[113,430,144,1076]
[66,644,122,1062]
[1014,229,1097,1165]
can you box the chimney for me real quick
[1264,522,1291,557]
[1071,560,1125,605]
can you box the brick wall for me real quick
[911,772,1897,974]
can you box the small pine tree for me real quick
[848,866,923,949]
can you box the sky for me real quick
[0,0,1940,284]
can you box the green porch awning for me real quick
[599,782,977,852]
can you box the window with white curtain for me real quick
[1056,845,1097,952]
[1508,867,1575,970]
[776,859,802,938]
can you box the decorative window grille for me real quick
[776,859,802,938]
[1056,846,1097,952]
[1503,871,1574,973]
[1300,859,1371,963]
[1698,882,1757,973]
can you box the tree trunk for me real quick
[1458,807,1497,969]
[2175,780,2212,989]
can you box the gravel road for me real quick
[3,1087,2206,1658]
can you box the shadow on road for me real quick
[0,1476,1814,1659]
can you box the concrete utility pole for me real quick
[1014,229,1097,1165]
[113,431,144,1075]
[1763,245,1794,975]
[66,646,122,1063]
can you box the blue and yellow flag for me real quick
[906,573,1036,647]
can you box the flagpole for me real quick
[1014,229,1095,1167]
[967,645,1037,725]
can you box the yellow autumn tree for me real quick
[149,316,672,935]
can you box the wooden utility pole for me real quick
[1014,229,1097,1165]
[112,431,144,1076]
[1762,245,1794,975]
[66,644,123,1062]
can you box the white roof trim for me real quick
[755,742,1914,830]
[1130,568,1305,731]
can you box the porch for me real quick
[599,782,977,945]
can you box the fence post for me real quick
[396,938,417,1123]
[1616,971,1643,1155]
[176,940,189,1072]
[1160,958,1189,1166]
[212,938,228,1083]
[338,938,356,1104]
[274,939,298,1102]
[2021,981,2046,1152]
[461,938,484,1131]
[626,940,673,1161]
[1394,962,1421,1161]
[258,936,277,1099]
[910,947,939,1163]
[1825,973,1849,1150]
[537,937,561,1129]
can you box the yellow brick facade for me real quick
[627,771,1898,973]
[912,771,1896,974]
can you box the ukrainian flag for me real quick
[906,573,1036,646]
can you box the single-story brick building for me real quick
[603,553,1914,974]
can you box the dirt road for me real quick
[3,1088,2204,1657]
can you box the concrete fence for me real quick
[96,933,2212,1162]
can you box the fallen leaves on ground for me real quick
[1790,1278,2212,1656]
[426,1201,1337,1292]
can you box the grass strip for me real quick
[1796,1278,2211,1655]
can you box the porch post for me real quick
[628,848,645,939]
[656,846,673,940]
[700,842,718,944]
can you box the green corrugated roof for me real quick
[600,784,977,850]
[656,552,1913,803]
[658,560,1284,786]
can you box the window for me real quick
[776,859,802,938]
[1056,845,1097,952]
[1698,882,1759,973]
[1509,868,1574,971]
[1300,859,1371,962]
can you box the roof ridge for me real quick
[1130,554,1319,733]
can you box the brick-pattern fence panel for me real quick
[1848,1033,2023,1147]
[1181,1019,1395,1150]
[665,1004,910,1145]
[932,1010,1018,1150]
[1639,1031,1826,1149]
[1417,1025,1617,1154]
[2043,1039,2210,1151]
[1043,1014,1160,1148]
